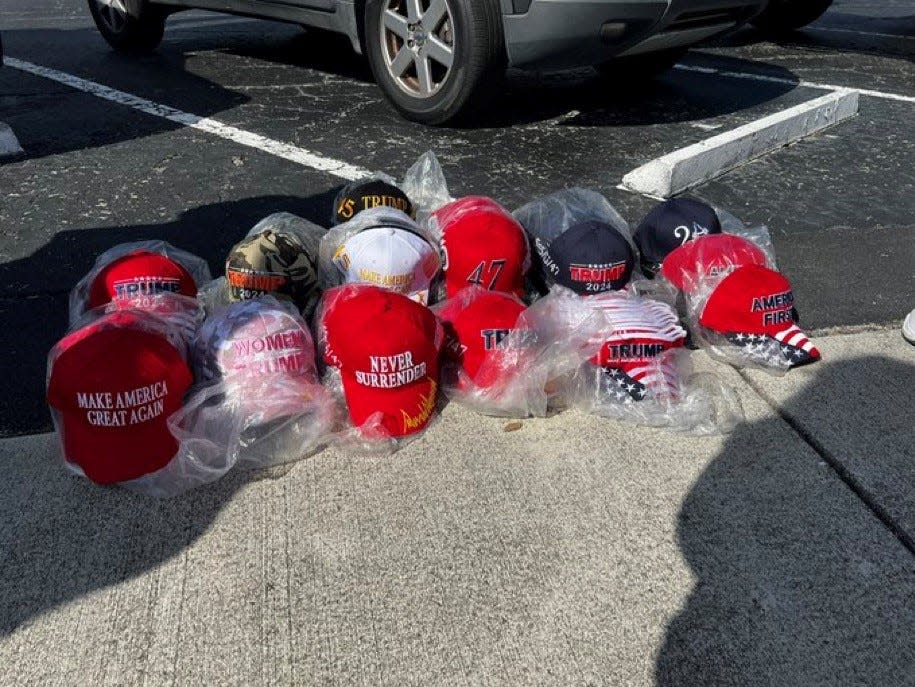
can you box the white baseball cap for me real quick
[332,226,440,304]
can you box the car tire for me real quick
[364,0,506,125]
[751,0,834,33]
[87,0,167,54]
[595,48,686,84]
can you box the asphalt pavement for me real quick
[1,0,913,683]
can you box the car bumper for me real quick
[502,0,766,70]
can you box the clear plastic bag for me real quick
[684,264,821,374]
[401,150,453,221]
[433,287,546,418]
[225,212,326,320]
[513,187,635,252]
[314,284,445,453]
[317,207,442,303]
[513,188,639,296]
[69,240,212,327]
[535,287,743,433]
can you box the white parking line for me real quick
[808,26,915,41]
[675,64,915,105]
[3,57,371,182]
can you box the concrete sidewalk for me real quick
[1,332,913,685]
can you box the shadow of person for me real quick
[656,355,915,684]
[0,191,339,438]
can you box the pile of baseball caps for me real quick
[47,152,820,496]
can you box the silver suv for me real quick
[87,0,833,124]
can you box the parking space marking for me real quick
[622,90,859,197]
[3,57,371,181]
[808,26,915,41]
[675,64,915,104]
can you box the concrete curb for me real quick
[621,90,859,198]
[0,122,23,157]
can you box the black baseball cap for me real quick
[634,198,722,278]
[532,220,635,295]
[333,179,414,225]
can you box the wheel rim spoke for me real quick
[389,46,414,77]
[383,9,409,40]
[423,35,453,69]
[405,0,423,23]
[415,56,433,94]
[422,0,448,31]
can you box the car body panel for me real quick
[152,0,765,69]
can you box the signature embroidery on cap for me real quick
[401,380,437,432]
[534,237,559,276]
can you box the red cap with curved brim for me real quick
[435,197,530,299]
[46,310,194,484]
[321,285,442,437]
[699,265,820,366]
[662,233,768,292]
[436,289,528,390]
[88,250,198,309]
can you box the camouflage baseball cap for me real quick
[225,225,319,309]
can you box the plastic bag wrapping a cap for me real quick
[513,187,635,251]
[683,264,820,374]
[568,348,744,434]
[401,150,453,221]
[153,307,336,494]
[72,292,204,347]
[190,295,337,467]
[540,287,743,433]
[225,212,326,320]
[314,284,444,454]
[69,240,212,327]
[433,287,547,418]
[317,207,442,301]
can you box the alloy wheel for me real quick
[380,0,455,98]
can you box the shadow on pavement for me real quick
[720,15,915,61]
[0,26,250,161]
[0,192,338,438]
[657,355,915,684]
[0,433,250,637]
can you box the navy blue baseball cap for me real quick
[634,198,722,278]
[533,220,635,295]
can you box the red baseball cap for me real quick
[47,310,194,484]
[321,285,443,437]
[435,197,530,298]
[436,288,529,390]
[88,250,198,309]
[699,265,820,366]
[662,234,769,292]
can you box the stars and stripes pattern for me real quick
[726,325,820,367]
[602,363,682,403]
